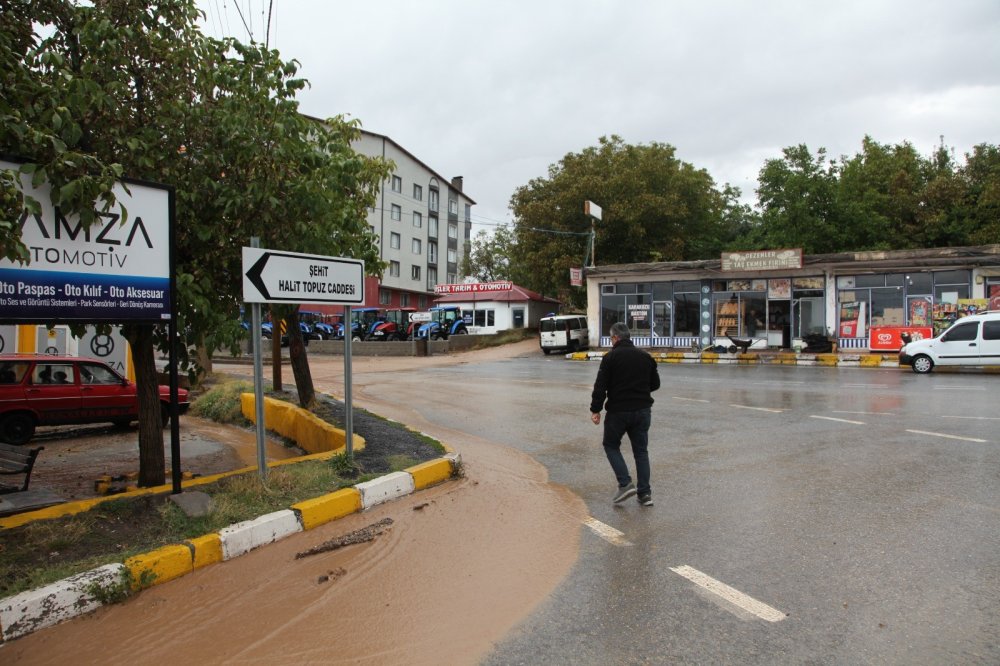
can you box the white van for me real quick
[539,315,590,354]
[899,310,1000,373]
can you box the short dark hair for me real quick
[610,322,630,340]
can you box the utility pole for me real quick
[584,201,602,267]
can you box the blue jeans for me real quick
[602,408,652,495]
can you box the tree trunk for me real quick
[123,324,165,487]
[287,315,315,408]
[270,308,282,391]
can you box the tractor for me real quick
[335,307,383,341]
[367,307,418,341]
[414,306,469,340]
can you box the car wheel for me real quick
[542,348,552,355]
[160,404,171,428]
[0,412,36,445]
[911,354,934,374]
[112,418,133,429]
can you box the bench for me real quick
[0,442,44,493]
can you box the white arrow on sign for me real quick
[242,247,365,305]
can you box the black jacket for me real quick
[590,338,660,413]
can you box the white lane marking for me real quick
[670,565,786,622]
[583,517,633,546]
[729,404,784,413]
[810,415,866,425]
[673,396,710,403]
[940,415,1000,421]
[834,410,896,416]
[844,383,888,389]
[934,386,987,391]
[906,429,988,443]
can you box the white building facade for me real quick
[353,130,475,310]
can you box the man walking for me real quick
[590,322,661,506]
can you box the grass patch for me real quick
[0,382,452,600]
[189,378,257,424]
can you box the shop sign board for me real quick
[0,159,172,323]
[870,326,933,351]
[628,303,649,321]
[721,249,802,272]
[434,281,512,295]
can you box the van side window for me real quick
[942,322,978,342]
[984,320,1000,341]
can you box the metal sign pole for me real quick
[250,237,268,480]
[344,304,354,457]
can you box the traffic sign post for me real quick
[243,244,366,477]
[242,247,364,304]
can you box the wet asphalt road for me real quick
[346,354,999,665]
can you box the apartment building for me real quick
[354,130,475,310]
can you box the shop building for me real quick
[586,244,1000,351]
[432,282,561,334]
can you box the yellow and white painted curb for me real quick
[0,396,462,643]
[569,349,1000,372]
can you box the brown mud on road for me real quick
[5,340,588,665]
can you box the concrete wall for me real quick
[241,332,488,358]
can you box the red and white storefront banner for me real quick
[869,326,933,351]
[434,282,513,294]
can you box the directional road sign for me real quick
[242,247,365,305]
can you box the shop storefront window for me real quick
[673,292,699,337]
[600,294,626,337]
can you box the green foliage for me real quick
[190,379,256,424]
[463,226,516,282]
[509,136,742,308]
[748,136,1000,253]
[2,0,391,485]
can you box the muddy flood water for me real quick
[3,341,587,664]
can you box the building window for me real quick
[465,203,471,222]
[429,216,438,238]
[401,293,410,307]
[429,189,439,212]
[413,184,423,201]
[412,211,422,228]
[389,260,400,277]
[428,267,437,288]
[447,272,456,284]
[391,204,401,221]
[474,310,495,327]
[428,242,437,263]
[449,198,458,215]
[412,265,421,280]
[379,288,391,305]
[448,223,457,239]
[391,175,402,193]
[390,232,400,249]
[447,248,457,264]
[419,295,427,309]
[412,238,422,254]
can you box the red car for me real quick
[0,354,189,445]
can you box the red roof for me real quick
[433,284,561,305]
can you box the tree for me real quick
[2,0,389,484]
[462,226,516,282]
[509,136,739,307]
[752,144,854,254]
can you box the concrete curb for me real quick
[0,398,461,643]
[567,350,1000,373]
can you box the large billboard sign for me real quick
[0,159,172,323]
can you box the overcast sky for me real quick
[198,1,1000,235]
